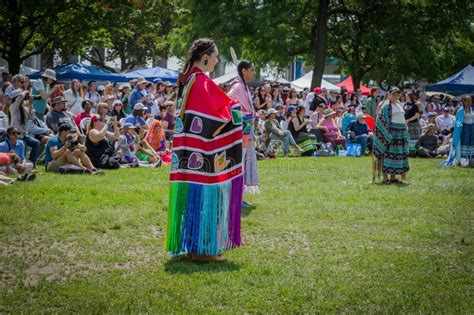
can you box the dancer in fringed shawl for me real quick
[372,87,410,184]
[441,95,474,167]
[227,60,260,196]
[166,38,243,263]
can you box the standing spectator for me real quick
[129,78,152,110]
[85,81,100,106]
[365,88,379,117]
[436,107,455,135]
[430,95,442,113]
[8,89,40,166]
[255,86,271,110]
[0,127,34,174]
[103,94,116,111]
[349,93,362,112]
[270,87,283,109]
[46,96,75,133]
[163,82,174,100]
[118,83,131,114]
[5,74,23,101]
[404,92,422,151]
[64,79,84,115]
[346,112,372,155]
[44,123,96,173]
[32,69,60,121]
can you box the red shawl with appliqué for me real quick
[170,67,243,184]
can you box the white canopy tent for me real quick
[291,71,341,92]
[263,74,290,84]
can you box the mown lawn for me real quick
[1,157,473,313]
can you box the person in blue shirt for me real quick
[0,127,34,173]
[124,103,147,128]
[341,103,357,135]
[129,77,153,110]
[44,123,97,173]
[347,112,372,155]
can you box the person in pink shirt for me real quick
[318,108,346,149]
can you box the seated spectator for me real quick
[309,104,326,129]
[27,115,53,156]
[341,104,357,135]
[274,105,285,124]
[9,89,41,166]
[360,105,375,131]
[437,127,454,157]
[264,108,302,156]
[86,116,121,169]
[135,126,160,165]
[46,96,75,133]
[415,124,439,157]
[335,108,344,130]
[96,102,109,121]
[74,100,95,131]
[318,108,346,150]
[118,123,140,166]
[102,94,116,111]
[145,119,168,152]
[0,127,34,174]
[346,112,372,155]
[44,124,97,173]
[0,150,35,181]
[436,107,455,135]
[109,100,127,121]
[288,106,317,156]
[161,101,175,140]
[124,102,147,127]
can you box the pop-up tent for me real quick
[28,62,126,82]
[425,65,474,95]
[337,76,371,95]
[213,70,238,85]
[290,71,341,92]
[123,66,179,83]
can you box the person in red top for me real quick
[74,100,94,132]
[0,152,20,185]
[361,104,375,131]
[166,38,243,263]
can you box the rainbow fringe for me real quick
[166,175,243,255]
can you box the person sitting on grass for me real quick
[145,119,173,163]
[135,126,161,166]
[0,151,35,182]
[346,112,372,155]
[45,96,75,134]
[415,123,439,158]
[264,108,302,156]
[85,115,121,169]
[44,123,100,174]
[318,108,346,150]
[118,122,140,167]
[0,127,34,178]
[124,102,147,128]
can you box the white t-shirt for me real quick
[64,89,84,115]
[391,102,406,124]
[435,114,455,131]
[304,92,316,116]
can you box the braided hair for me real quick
[237,60,252,90]
[178,38,216,97]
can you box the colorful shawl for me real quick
[166,67,243,255]
[441,107,464,166]
[372,102,393,179]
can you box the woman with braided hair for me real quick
[165,38,244,262]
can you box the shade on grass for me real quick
[1,157,473,313]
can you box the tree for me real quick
[0,0,102,74]
[81,0,178,72]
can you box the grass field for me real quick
[1,157,473,313]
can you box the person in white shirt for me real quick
[435,107,455,134]
[64,79,84,115]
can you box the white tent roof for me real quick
[264,74,290,84]
[213,70,238,85]
[291,71,341,92]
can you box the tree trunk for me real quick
[352,71,363,93]
[311,0,329,90]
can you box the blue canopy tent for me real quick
[425,65,474,95]
[123,66,179,83]
[28,62,126,82]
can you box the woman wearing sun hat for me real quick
[318,108,346,150]
[373,87,410,183]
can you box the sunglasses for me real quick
[10,131,19,135]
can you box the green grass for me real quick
[1,157,473,313]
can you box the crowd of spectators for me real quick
[0,69,472,186]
